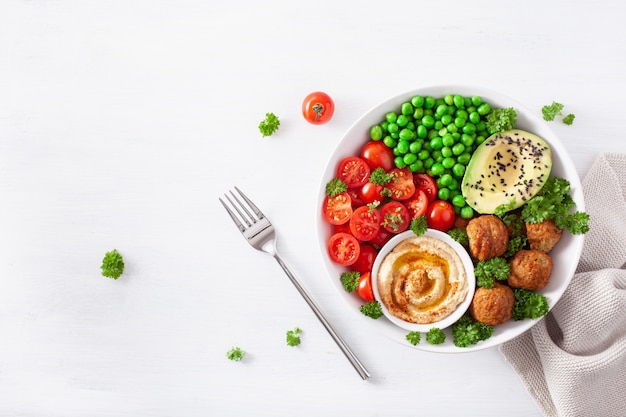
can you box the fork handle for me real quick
[273,253,370,380]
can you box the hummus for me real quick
[376,235,469,324]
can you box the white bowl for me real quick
[371,229,476,333]
[316,85,585,352]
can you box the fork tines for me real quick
[219,186,265,232]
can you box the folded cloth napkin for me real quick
[500,153,626,417]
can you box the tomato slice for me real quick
[360,141,395,171]
[414,173,438,202]
[380,201,411,234]
[337,156,370,189]
[359,182,384,205]
[349,205,381,241]
[357,272,375,302]
[322,192,352,225]
[327,232,360,266]
[426,199,456,232]
[406,189,429,218]
[351,243,378,274]
[387,168,415,201]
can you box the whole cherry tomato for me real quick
[425,200,456,232]
[360,141,395,171]
[351,243,378,274]
[302,91,335,124]
[357,272,375,302]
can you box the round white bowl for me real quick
[316,85,585,352]
[371,229,476,333]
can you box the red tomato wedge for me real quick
[349,205,381,241]
[387,168,415,200]
[413,173,438,202]
[322,192,352,225]
[327,232,360,266]
[337,156,370,188]
[406,189,429,218]
[380,201,411,234]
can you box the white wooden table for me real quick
[1,1,625,415]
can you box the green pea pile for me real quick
[369,94,493,219]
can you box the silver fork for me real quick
[219,186,370,380]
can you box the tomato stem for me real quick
[313,103,324,121]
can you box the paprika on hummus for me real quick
[376,235,469,324]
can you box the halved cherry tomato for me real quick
[352,243,378,274]
[347,188,365,207]
[349,205,381,241]
[359,182,385,205]
[327,232,360,266]
[322,192,352,225]
[337,156,370,188]
[302,91,334,124]
[414,173,438,202]
[357,272,375,302]
[360,141,395,171]
[406,189,429,218]
[387,168,415,201]
[369,227,393,248]
[380,201,411,234]
[425,199,456,232]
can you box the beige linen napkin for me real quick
[500,153,626,417]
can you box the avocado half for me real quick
[461,129,552,214]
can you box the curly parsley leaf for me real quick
[541,101,564,121]
[447,227,468,246]
[426,328,446,345]
[562,113,576,125]
[451,316,494,347]
[340,271,360,292]
[258,112,280,137]
[512,288,549,320]
[369,167,392,186]
[406,331,421,345]
[360,301,383,319]
[475,257,510,289]
[101,249,125,279]
[486,107,517,134]
[409,215,428,236]
[286,327,303,347]
[325,178,347,197]
[226,346,246,361]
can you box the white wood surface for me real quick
[1,1,625,416]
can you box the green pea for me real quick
[475,135,486,145]
[422,115,435,128]
[444,94,454,105]
[430,162,445,176]
[452,163,466,177]
[451,194,466,208]
[406,121,415,131]
[383,136,397,148]
[386,112,398,123]
[469,111,481,124]
[434,121,443,131]
[430,137,443,150]
[409,140,423,153]
[413,107,424,120]
[453,95,465,108]
[403,153,418,165]
[387,122,399,134]
[370,125,383,141]
[446,123,458,134]
[418,149,430,160]
[452,143,465,156]
[432,150,443,162]
[409,160,424,173]
[457,152,472,165]
[475,121,486,132]
[471,96,482,106]
[477,102,491,115]
[390,132,399,139]
[441,146,453,158]
[440,173,453,187]
[411,95,425,108]
[438,127,448,137]
[424,96,436,109]
[396,139,410,154]
[393,147,402,156]
[396,115,409,127]
[463,123,476,135]
[442,134,455,147]
[441,114,453,125]
[438,187,451,201]
[442,157,455,169]
[423,157,435,169]
[427,129,439,139]
[456,109,469,120]
[460,205,474,219]
[416,124,428,139]
[399,128,415,141]
[448,177,459,190]
[401,102,414,116]
[461,134,475,148]
[435,104,449,118]
[394,156,406,168]
[454,117,466,128]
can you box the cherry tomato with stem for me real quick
[302,91,335,124]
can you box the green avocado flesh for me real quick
[461,129,552,214]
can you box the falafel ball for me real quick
[508,249,553,290]
[525,219,563,253]
[469,282,515,326]
[466,215,509,261]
